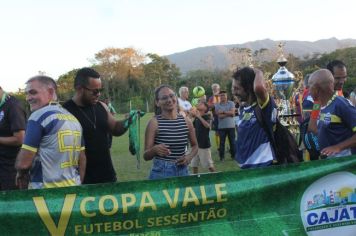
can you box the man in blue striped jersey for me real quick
[15,76,86,189]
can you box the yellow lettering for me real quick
[57,114,77,121]
[171,214,179,224]
[215,184,227,202]
[162,188,180,208]
[104,222,112,232]
[121,193,136,213]
[83,224,93,234]
[139,192,157,212]
[164,215,171,225]
[74,225,82,235]
[94,223,103,233]
[58,130,81,169]
[113,221,121,231]
[33,194,76,236]
[99,195,119,216]
[182,187,199,207]
[156,216,163,226]
[135,219,143,229]
[80,197,96,217]
[123,220,134,230]
[188,212,198,222]
[147,217,154,227]
[200,186,214,204]
[180,213,187,223]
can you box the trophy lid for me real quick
[276,42,288,66]
[277,55,287,66]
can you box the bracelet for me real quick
[310,102,321,120]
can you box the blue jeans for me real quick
[149,159,189,180]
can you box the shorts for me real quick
[190,148,214,169]
[149,158,189,180]
[0,156,17,191]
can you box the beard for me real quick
[82,95,98,106]
[334,83,343,91]
[236,94,247,102]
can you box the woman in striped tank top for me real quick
[144,85,198,180]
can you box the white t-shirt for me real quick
[178,98,192,111]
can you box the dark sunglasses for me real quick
[83,86,103,95]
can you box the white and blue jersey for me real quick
[235,96,277,168]
[317,95,356,157]
[22,103,84,189]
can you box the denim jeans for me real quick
[149,158,189,180]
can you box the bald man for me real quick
[308,69,356,158]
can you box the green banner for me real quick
[1,156,356,236]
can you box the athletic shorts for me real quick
[190,148,214,169]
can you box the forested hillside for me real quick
[14,47,356,113]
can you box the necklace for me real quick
[78,106,97,129]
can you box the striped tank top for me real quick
[154,114,189,161]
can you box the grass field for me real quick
[111,113,240,182]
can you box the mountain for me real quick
[165,38,356,73]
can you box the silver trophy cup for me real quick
[272,44,295,115]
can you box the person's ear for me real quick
[48,87,55,97]
[76,86,84,96]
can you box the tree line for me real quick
[14,47,356,113]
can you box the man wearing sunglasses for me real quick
[63,67,129,184]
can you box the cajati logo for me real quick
[300,172,356,236]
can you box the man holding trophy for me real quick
[232,67,277,168]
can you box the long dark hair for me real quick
[232,67,257,102]
[154,84,174,115]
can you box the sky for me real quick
[1,0,356,92]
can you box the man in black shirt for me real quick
[0,86,26,190]
[190,102,216,174]
[63,68,129,184]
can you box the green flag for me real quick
[125,110,145,169]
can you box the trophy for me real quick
[247,49,254,68]
[272,42,295,116]
[271,42,302,140]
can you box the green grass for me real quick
[111,113,240,182]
